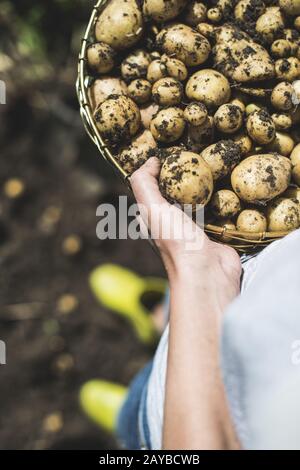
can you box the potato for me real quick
[211,189,241,217]
[147,59,168,83]
[233,132,253,156]
[160,55,188,82]
[267,197,300,231]
[230,93,247,112]
[279,0,300,16]
[140,102,159,129]
[186,70,231,108]
[117,130,157,174]
[186,117,214,152]
[271,81,295,110]
[290,143,300,184]
[156,24,211,67]
[121,50,151,81]
[237,209,267,233]
[246,109,276,144]
[200,140,241,181]
[214,104,243,134]
[184,1,207,26]
[271,113,293,130]
[184,103,208,127]
[128,79,152,104]
[207,7,222,23]
[159,151,214,206]
[150,107,185,143]
[281,29,300,55]
[234,0,266,23]
[231,154,292,203]
[143,0,188,22]
[214,24,275,82]
[265,131,295,156]
[271,39,292,58]
[256,7,285,43]
[87,42,115,74]
[197,22,215,38]
[152,77,183,106]
[95,0,143,50]
[275,57,300,81]
[94,95,141,144]
[295,16,300,30]
[88,77,128,109]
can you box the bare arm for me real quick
[131,157,241,450]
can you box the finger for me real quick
[130,157,167,208]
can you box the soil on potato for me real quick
[0,70,165,451]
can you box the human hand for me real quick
[130,157,242,312]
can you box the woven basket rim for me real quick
[76,0,294,253]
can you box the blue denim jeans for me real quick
[116,361,153,450]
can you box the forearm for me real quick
[162,267,239,450]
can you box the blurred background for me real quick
[0,0,165,449]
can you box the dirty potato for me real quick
[237,209,267,233]
[156,24,211,66]
[94,95,141,144]
[214,104,243,134]
[186,69,231,108]
[95,0,143,50]
[200,140,241,180]
[231,153,292,203]
[159,150,214,206]
[267,197,300,231]
[211,189,242,217]
[117,130,157,174]
[152,77,183,106]
[150,107,186,143]
[290,143,300,184]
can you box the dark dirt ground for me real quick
[0,0,166,450]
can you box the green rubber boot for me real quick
[79,380,127,433]
[89,264,166,344]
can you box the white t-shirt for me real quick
[146,229,300,449]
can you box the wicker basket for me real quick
[76,0,292,254]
